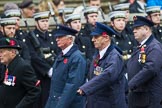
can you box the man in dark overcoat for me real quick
[0,37,41,108]
[127,16,162,108]
[77,22,127,108]
[45,25,87,108]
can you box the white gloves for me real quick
[48,68,53,78]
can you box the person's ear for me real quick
[110,21,114,27]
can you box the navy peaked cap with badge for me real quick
[90,22,117,36]
[54,25,78,37]
[0,37,21,50]
[133,16,154,28]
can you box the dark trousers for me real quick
[33,78,51,108]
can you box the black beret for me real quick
[0,37,21,50]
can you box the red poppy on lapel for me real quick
[63,58,68,64]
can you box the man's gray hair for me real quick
[66,35,75,43]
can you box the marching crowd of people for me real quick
[0,0,162,108]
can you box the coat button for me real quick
[128,41,131,45]
[23,39,26,42]
[82,45,85,48]
[36,34,39,37]
[20,32,23,35]
[129,50,132,53]
[49,34,52,37]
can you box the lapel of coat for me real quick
[55,44,78,67]
[131,35,154,57]
[7,55,20,74]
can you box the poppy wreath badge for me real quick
[10,40,16,46]
[0,37,21,50]
[63,58,68,64]
[6,38,16,46]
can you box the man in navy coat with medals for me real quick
[127,16,162,108]
[45,25,87,108]
[0,37,41,108]
[77,22,127,108]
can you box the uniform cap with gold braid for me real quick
[64,14,81,23]
[109,11,126,20]
[0,37,21,50]
[84,6,99,16]
[33,11,50,20]
[0,18,16,26]
[4,9,21,18]
[146,6,161,14]
[113,3,130,11]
